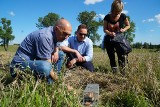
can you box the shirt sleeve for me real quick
[84,39,93,62]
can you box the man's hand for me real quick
[77,57,86,62]
[51,52,59,63]
[50,70,58,81]
[67,58,77,68]
[74,50,83,62]
[82,57,86,62]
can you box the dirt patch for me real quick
[64,67,128,95]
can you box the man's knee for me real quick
[59,51,65,59]
[35,61,52,77]
[80,61,95,72]
[87,65,94,72]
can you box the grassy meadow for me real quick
[0,45,160,107]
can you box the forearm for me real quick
[60,46,77,54]
[53,46,59,53]
[103,20,113,35]
[104,29,111,35]
[123,25,130,32]
[122,18,130,32]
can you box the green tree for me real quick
[149,42,153,49]
[124,16,136,43]
[133,42,143,49]
[77,11,103,44]
[36,12,60,29]
[143,42,149,49]
[0,18,15,51]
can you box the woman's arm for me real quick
[103,20,116,37]
[120,17,130,32]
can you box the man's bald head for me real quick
[54,18,72,42]
[55,19,72,28]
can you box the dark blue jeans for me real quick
[53,51,95,72]
[67,53,94,72]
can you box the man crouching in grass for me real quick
[56,24,94,72]
[10,18,72,84]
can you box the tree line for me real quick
[132,42,160,50]
[1,11,136,51]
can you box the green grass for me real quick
[108,90,151,107]
[0,46,160,107]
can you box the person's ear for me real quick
[55,26,63,35]
[55,26,60,31]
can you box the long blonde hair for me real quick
[111,0,124,13]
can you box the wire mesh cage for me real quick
[83,84,99,106]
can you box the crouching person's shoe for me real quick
[50,71,58,81]
[47,71,58,84]
[10,67,17,78]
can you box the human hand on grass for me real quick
[67,58,77,68]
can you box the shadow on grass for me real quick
[94,65,110,73]
[1,75,15,86]
[0,66,15,85]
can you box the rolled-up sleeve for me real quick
[84,40,93,62]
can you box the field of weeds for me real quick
[0,45,160,107]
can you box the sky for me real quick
[0,0,160,45]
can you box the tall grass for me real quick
[0,46,160,106]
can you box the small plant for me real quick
[109,90,151,107]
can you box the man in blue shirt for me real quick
[59,24,94,72]
[10,19,72,83]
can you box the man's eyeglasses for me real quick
[63,31,71,37]
[79,33,87,36]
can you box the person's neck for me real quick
[76,37,84,42]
